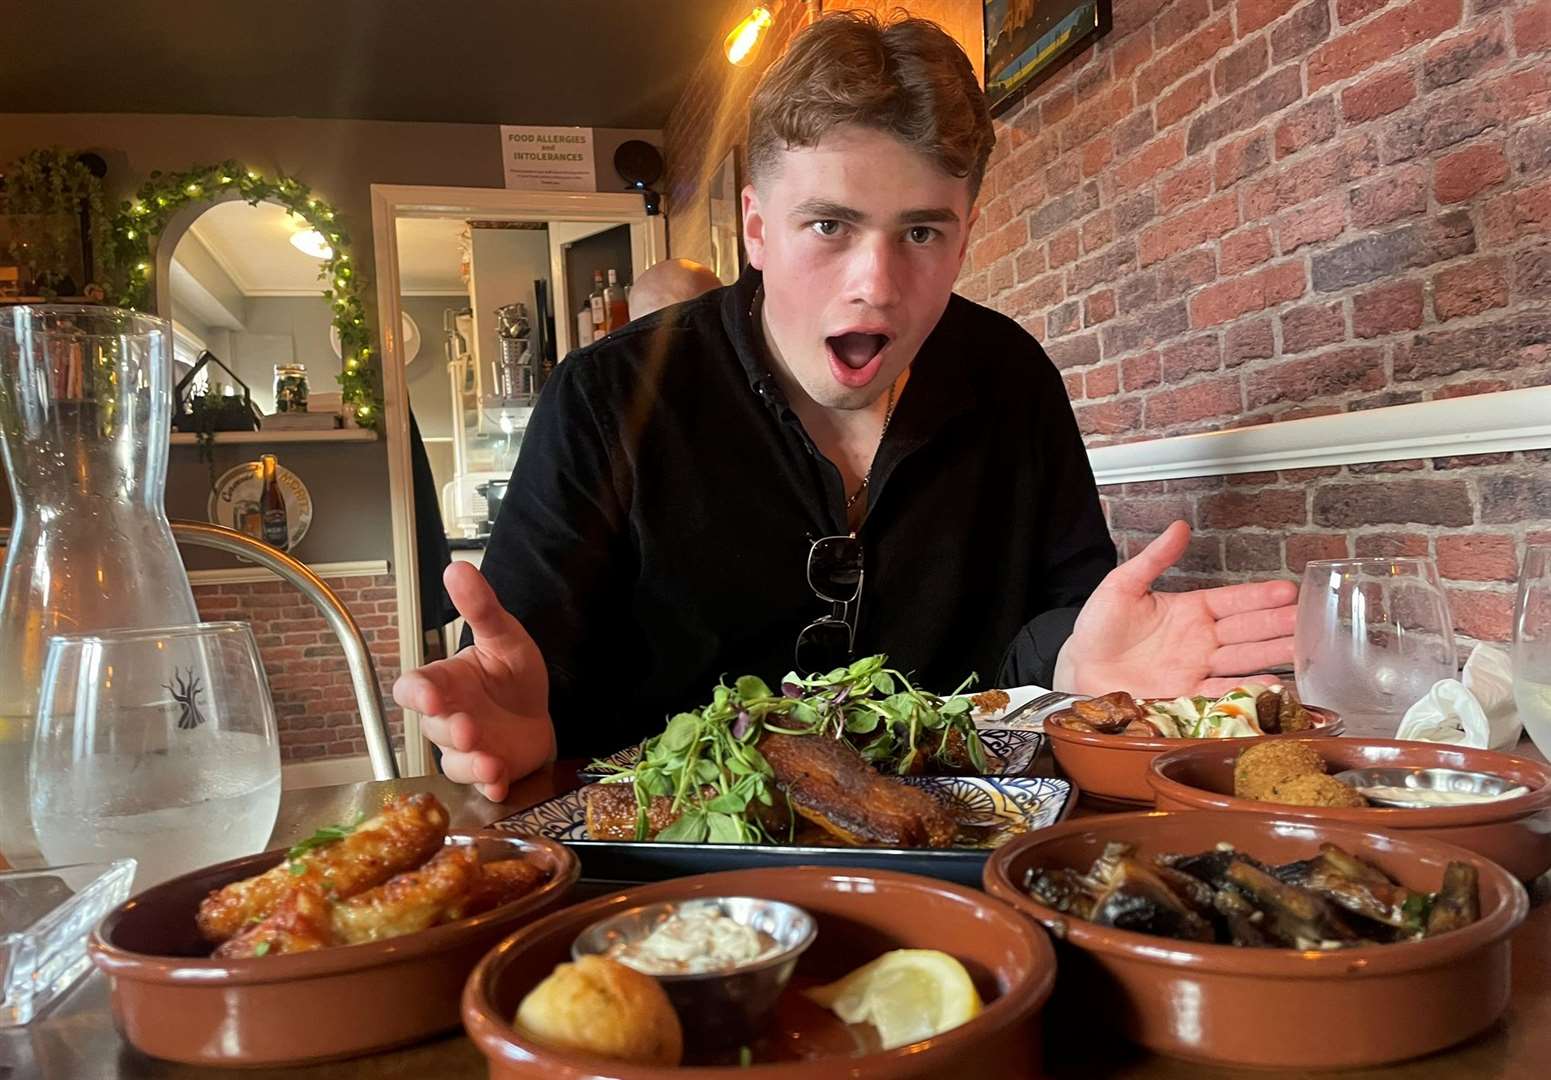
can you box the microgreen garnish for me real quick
[284,811,367,874]
[253,940,271,957]
[587,655,985,842]
[1401,891,1433,930]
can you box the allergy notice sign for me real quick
[500,126,596,192]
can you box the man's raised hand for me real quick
[392,562,556,800]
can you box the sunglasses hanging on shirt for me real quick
[795,533,863,675]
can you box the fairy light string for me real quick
[110,160,381,429]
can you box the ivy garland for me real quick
[108,160,382,429]
[0,147,115,296]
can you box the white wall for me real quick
[233,297,337,412]
[467,227,552,393]
[402,294,466,441]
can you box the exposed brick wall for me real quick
[193,574,404,764]
[1107,452,1551,647]
[965,0,1551,442]
[961,0,1551,644]
[663,1,805,268]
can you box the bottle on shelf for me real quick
[589,270,607,340]
[259,454,289,551]
[605,268,629,331]
[575,305,594,349]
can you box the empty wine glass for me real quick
[28,622,281,889]
[1513,545,1551,759]
[1295,557,1459,738]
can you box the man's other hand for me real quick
[1054,521,1298,698]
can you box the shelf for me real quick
[1,296,96,304]
[170,429,379,445]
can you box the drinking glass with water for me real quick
[28,622,282,888]
[1513,545,1551,760]
[1294,557,1458,738]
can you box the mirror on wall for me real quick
[166,199,360,419]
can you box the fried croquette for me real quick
[1266,772,1369,808]
[1233,741,1327,801]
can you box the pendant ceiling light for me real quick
[289,229,333,260]
[725,6,774,66]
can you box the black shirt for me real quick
[479,267,1116,760]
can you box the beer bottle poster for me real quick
[208,460,314,551]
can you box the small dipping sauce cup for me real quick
[571,896,815,1050]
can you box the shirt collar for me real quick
[722,264,778,399]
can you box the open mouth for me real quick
[825,332,891,389]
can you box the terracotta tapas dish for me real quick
[982,809,1528,1069]
[1044,685,1343,805]
[463,865,1056,1077]
[89,795,579,1067]
[1147,737,1551,881]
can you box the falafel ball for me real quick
[1233,741,1327,801]
[1266,772,1368,808]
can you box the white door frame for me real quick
[368,185,667,775]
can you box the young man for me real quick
[395,14,1297,800]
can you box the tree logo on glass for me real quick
[164,668,209,730]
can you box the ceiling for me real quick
[394,218,470,294]
[183,200,335,295]
[1,0,729,129]
[176,201,471,294]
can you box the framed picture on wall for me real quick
[984,0,1109,118]
[707,147,743,287]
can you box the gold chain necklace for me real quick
[845,379,897,513]
[749,286,898,516]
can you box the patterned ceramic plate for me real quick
[494,774,1072,852]
[580,727,1046,782]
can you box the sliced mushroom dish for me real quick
[1024,841,1479,949]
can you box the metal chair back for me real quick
[170,520,400,780]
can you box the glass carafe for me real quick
[0,305,199,867]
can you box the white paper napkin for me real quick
[1395,644,1522,750]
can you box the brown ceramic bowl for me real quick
[983,809,1528,1070]
[463,865,1056,1077]
[1147,737,1551,881]
[90,831,579,1067]
[1045,703,1342,805]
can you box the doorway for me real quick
[369,185,666,773]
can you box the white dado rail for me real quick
[0,542,388,583]
[186,559,390,587]
[1087,386,1551,487]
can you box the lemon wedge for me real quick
[805,949,982,1050]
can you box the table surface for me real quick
[6,753,1549,1080]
